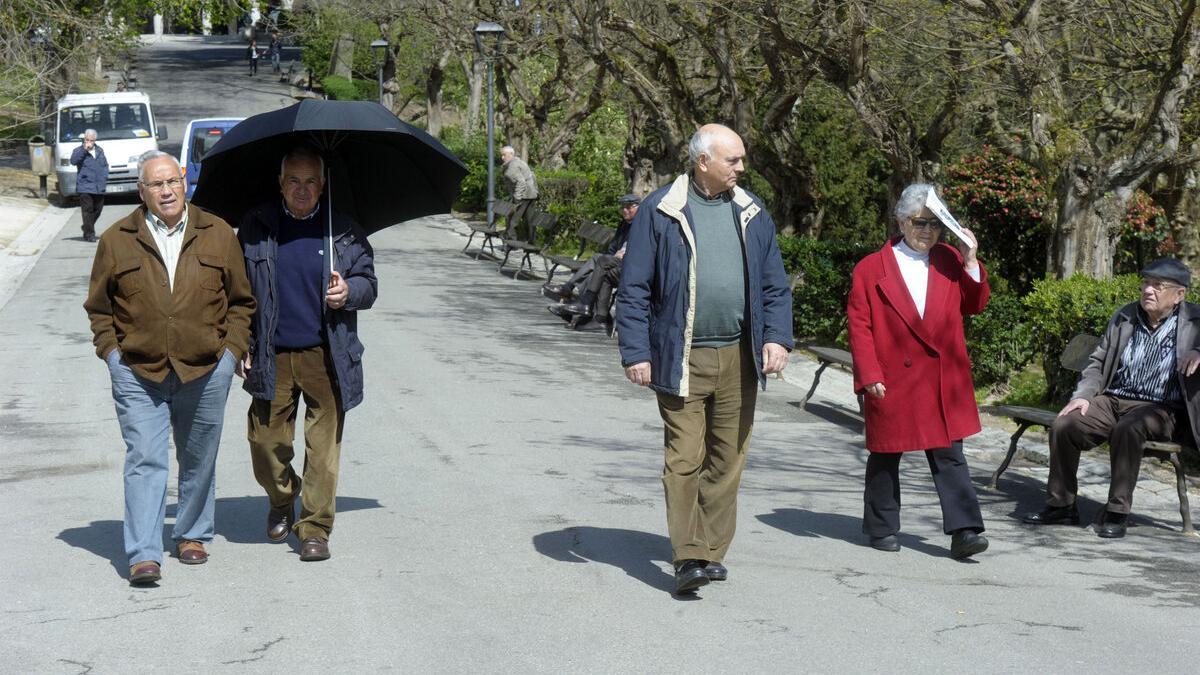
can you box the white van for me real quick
[53,91,167,197]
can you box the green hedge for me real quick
[778,236,875,345]
[1021,273,1141,402]
[964,275,1034,388]
[320,75,374,101]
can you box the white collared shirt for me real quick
[145,207,189,290]
[891,239,980,318]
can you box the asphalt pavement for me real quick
[1,33,1198,675]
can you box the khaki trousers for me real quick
[248,345,344,541]
[656,342,757,565]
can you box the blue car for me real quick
[179,118,243,199]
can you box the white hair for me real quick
[687,127,720,165]
[279,147,325,177]
[83,128,97,140]
[137,150,179,181]
[894,183,935,222]
[500,145,515,155]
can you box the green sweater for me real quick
[687,182,745,347]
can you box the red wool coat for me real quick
[846,238,990,452]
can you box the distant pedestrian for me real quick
[500,145,538,240]
[268,31,283,74]
[616,124,794,595]
[83,151,256,586]
[846,182,990,559]
[238,146,378,563]
[71,129,107,242]
[247,38,262,76]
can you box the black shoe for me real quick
[547,304,574,320]
[1022,504,1080,525]
[674,560,710,595]
[704,562,728,581]
[950,529,989,559]
[83,232,97,242]
[561,300,594,318]
[541,283,573,301]
[870,535,900,552]
[1097,512,1128,539]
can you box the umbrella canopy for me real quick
[191,99,467,234]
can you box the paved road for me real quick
[2,36,1199,674]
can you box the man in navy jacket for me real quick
[71,129,109,242]
[238,146,377,563]
[616,124,793,595]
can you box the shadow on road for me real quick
[756,507,950,558]
[532,526,684,597]
[57,494,383,578]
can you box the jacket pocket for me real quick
[114,258,143,296]
[197,254,225,291]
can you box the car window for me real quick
[59,104,152,142]
[189,127,227,164]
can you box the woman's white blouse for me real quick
[891,240,980,319]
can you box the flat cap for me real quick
[618,193,640,205]
[1141,257,1191,288]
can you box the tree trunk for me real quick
[463,56,483,141]
[425,50,450,138]
[624,108,684,195]
[1051,166,1127,278]
[330,34,354,79]
[1156,160,1200,273]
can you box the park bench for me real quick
[543,220,616,283]
[463,199,515,259]
[798,345,863,415]
[982,333,1194,535]
[498,209,561,279]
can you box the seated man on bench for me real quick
[543,194,639,302]
[1023,258,1200,538]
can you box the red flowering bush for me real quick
[942,146,1050,294]
[1115,190,1171,274]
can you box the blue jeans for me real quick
[107,350,236,565]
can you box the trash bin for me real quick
[28,136,52,176]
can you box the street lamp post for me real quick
[370,39,389,107]
[474,22,504,228]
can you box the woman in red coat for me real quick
[846,183,991,559]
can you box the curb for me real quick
[0,204,73,312]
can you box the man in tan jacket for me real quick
[84,150,255,586]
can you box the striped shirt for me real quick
[1106,308,1182,406]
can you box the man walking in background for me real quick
[500,145,538,240]
[72,129,108,242]
[616,124,793,595]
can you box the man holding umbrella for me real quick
[237,146,378,562]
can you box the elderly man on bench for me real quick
[1023,258,1200,538]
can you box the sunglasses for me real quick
[909,217,942,231]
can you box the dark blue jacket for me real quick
[606,218,632,255]
[71,144,108,194]
[616,174,794,397]
[238,200,377,411]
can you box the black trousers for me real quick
[583,254,622,319]
[862,442,985,537]
[79,192,104,236]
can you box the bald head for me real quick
[689,124,745,197]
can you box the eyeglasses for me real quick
[1141,279,1184,292]
[909,217,942,231]
[141,177,184,191]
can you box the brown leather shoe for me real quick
[299,537,331,562]
[267,503,294,543]
[176,540,209,565]
[129,561,162,585]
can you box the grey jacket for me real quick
[502,157,538,200]
[1073,300,1200,447]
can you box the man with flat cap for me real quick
[545,194,639,330]
[1024,257,1200,538]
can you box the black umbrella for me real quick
[191,99,467,235]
